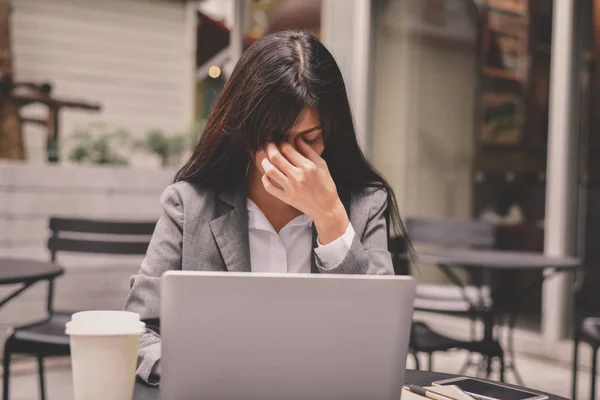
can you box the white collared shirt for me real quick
[247,199,355,273]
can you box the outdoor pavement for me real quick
[2,350,591,399]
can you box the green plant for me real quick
[136,119,207,167]
[68,123,131,165]
[135,129,187,167]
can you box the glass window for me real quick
[372,0,594,331]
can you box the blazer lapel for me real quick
[210,182,251,273]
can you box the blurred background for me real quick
[0,0,598,398]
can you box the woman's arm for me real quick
[259,141,393,275]
[314,188,393,275]
[124,185,184,385]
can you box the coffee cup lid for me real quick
[65,310,145,336]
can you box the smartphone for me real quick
[432,377,549,400]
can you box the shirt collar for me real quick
[247,199,313,232]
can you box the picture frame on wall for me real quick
[481,10,529,83]
[480,91,525,146]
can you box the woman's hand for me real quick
[260,139,349,245]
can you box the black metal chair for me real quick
[572,317,600,400]
[401,217,501,376]
[2,217,155,400]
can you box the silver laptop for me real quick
[161,271,416,400]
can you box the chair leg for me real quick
[411,351,421,371]
[37,357,46,400]
[428,353,433,371]
[485,356,492,378]
[499,354,505,383]
[2,343,11,400]
[591,346,598,400]
[572,335,579,400]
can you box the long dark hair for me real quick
[176,31,408,240]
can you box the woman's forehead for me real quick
[290,107,321,134]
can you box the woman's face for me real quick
[253,107,324,175]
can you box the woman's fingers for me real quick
[279,142,313,169]
[267,143,298,175]
[261,157,287,189]
[261,174,285,198]
[295,137,324,165]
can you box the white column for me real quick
[351,0,373,157]
[230,0,246,66]
[321,0,374,157]
[542,0,578,341]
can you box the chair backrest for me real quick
[48,217,156,261]
[405,217,496,249]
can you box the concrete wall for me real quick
[371,0,477,283]
[372,0,477,220]
[11,0,195,166]
[321,0,374,154]
[0,162,175,353]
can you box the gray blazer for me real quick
[124,180,394,385]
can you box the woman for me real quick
[125,30,408,385]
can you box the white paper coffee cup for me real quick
[66,311,145,400]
